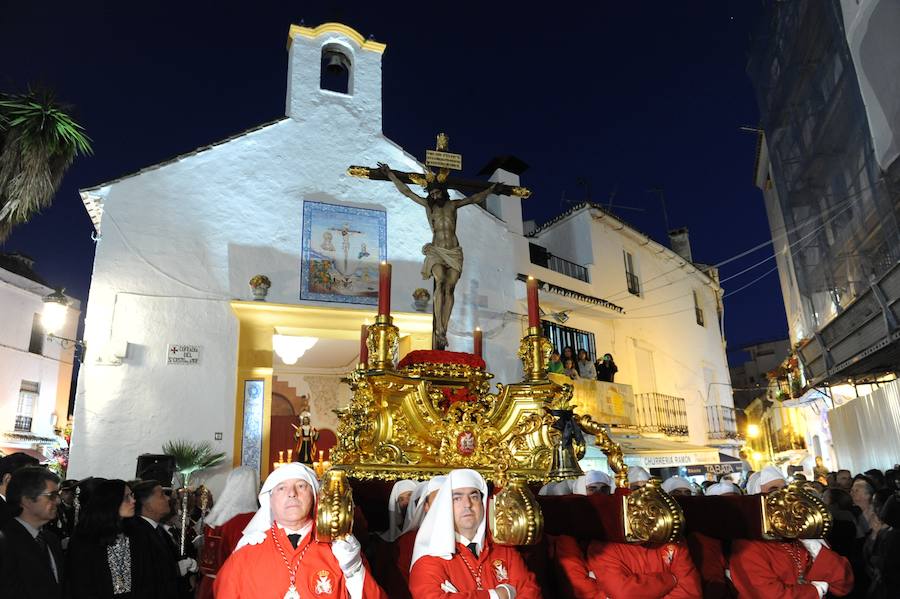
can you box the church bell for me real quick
[323,49,351,74]
[547,438,584,480]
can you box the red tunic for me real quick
[586,540,702,599]
[196,512,255,599]
[685,533,733,599]
[729,539,854,599]
[214,526,387,598]
[551,534,605,599]
[409,539,543,599]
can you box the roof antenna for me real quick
[647,187,671,233]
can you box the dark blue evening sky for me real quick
[1,1,777,365]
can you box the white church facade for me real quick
[69,23,738,489]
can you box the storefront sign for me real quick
[167,344,201,365]
[625,451,720,469]
[684,462,743,476]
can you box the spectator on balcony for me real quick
[595,354,618,383]
[576,349,596,380]
[562,358,579,380]
[561,346,576,364]
[548,350,565,374]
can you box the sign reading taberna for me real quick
[684,462,744,476]
[167,344,200,365]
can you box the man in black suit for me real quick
[0,452,40,526]
[126,480,197,599]
[0,466,64,599]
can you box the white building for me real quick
[69,23,737,489]
[0,253,79,459]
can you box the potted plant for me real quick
[412,287,431,311]
[249,274,271,301]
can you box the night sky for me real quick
[2,2,778,365]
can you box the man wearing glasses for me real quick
[0,465,65,599]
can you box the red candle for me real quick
[359,324,369,365]
[526,276,541,328]
[378,261,392,316]
[474,327,483,357]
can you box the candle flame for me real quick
[475,326,481,331]
[528,275,534,281]
[381,260,387,265]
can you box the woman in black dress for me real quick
[67,479,137,599]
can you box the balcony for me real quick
[548,374,635,426]
[634,392,688,436]
[14,416,33,432]
[529,243,590,283]
[706,405,741,440]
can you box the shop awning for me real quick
[611,435,721,469]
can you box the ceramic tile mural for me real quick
[300,201,387,305]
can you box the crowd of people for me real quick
[2,447,898,598]
[548,347,618,383]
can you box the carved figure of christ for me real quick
[377,162,500,349]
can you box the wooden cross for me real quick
[347,133,532,199]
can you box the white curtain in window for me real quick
[828,379,900,473]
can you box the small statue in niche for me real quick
[292,411,319,464]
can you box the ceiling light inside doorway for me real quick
[273,335,318,365]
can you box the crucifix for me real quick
[348,133,531,350]
[329,223,363,273]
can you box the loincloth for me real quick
[421,243,463,280]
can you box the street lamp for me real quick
[746,423,761,439]
[42,289,85,358]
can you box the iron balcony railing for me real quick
[528,243,590,283]
[14,416,33,432]
[546,254,590,283]
[634,392,688,436]
[625,271,641,296]
[706,404,741,440]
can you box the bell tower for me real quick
[285,23,386,136]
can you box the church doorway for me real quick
[230,300,432,479]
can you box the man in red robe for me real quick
[196,466,259,599]
[729,537,853,598]
[215,462,386,599]
[409,468,542,599]
[586,539,702,598]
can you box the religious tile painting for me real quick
[300,201,387,305]
[241,379,264,476]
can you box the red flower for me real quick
[398,350,486,369]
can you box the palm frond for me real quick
[0,89,93,242]
[162,439,226,487]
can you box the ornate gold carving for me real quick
[518,328,553,383]
[436,132,449,151]
[511,186,532,199]
[347,166,372,179]
[316,469,354,542]
[489,478,543,546]
[408,173,428,187]
[575,413,628,489]
[762,482,832,540]
[622,479,685,544]
[366,316,399,371]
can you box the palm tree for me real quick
[0,89,92,242]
